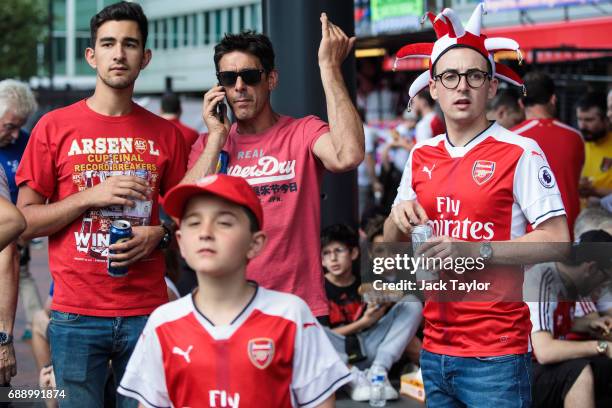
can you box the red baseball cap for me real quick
[163,175,263,229]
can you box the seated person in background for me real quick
[119,175,350,408]
[526,209,612,408]
[321,224,422,402]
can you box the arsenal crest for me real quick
[247,338,275,369]
[472,160,495,185]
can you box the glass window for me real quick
[239,6,245,32]
[172,17,178,48]
[227,7,233,33]
[251,4,259,31]
[161,19,167,50]
[204,11,210,45]
[215,10,222,43]
[184,15,189,46]
[191,14,200,46]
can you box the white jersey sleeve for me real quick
[525,263,558,335]
[291,299,351,408]
[118,314,171,408]
[392,148,417,206]
[513,140,565,228]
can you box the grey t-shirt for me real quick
[0,165,10,200]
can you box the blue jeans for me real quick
[48,311,148,408]
[420,349,531,408]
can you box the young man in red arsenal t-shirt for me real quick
[384,4,569,406]
[119,175,350,408]
[513,72,584,239]
[185,16,364,321]
[15,2,186,406]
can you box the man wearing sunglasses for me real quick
[185,14,364,322]
[384,5,569,406]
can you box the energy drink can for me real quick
[108,220,132,277]
[217,151,229,174]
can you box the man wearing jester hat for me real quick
[384,4,570,406]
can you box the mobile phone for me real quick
[215,84,227,123]
[216,101,227,123]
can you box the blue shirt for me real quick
[0,129,29,204]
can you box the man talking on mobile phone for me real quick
[186,14,364,323]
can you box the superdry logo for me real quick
[472,160,495,185]
[247,338,274,369]
[227,156,296,185]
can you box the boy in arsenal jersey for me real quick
[384,4,569,407]
[118,175,351,408]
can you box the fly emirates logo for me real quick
[227,155,296,185]
[209,390,240,407]
[430,197,494,240]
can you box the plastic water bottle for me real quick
[369,365,386,407]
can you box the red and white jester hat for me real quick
[395,3,524,107]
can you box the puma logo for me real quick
[172,345,194,363]
[422,164,435,179]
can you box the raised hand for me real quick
[318,12,356,70]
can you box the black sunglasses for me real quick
[216,69,265,86]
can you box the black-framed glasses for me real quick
[216,69,265,86]
[434,69,491,89]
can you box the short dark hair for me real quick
[90,1,148,49]
[321,224,359,250]
[415,90,435,107]
[214,31,275,73]
[576,92,606,118]
[242,206,260,233]
[521,72,555,107]
[161,92,181,114]
[489,88,522,112]
[364,215,385,243]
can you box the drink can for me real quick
[123,170,152,222]
[108,220,132,277]
[411,224,433,253]
[411,224,438,281]
[217,151,229,174]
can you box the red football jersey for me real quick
[118,286,351,408]
[513,118,584,239]
[394,122,565,356]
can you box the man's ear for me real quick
[550,94,557,108]
[85,47,96,69]
[140,49,152,70]
[429,78,438,100]
[175,230,185,259]
[247,231,267,260]
[487,77,499,100]
[350,247,359,261]
[267,70,278,91]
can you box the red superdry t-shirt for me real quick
[513,118,584,239]
[394,122,565,356]
[218,116,329,316]
[16,100,187,317]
